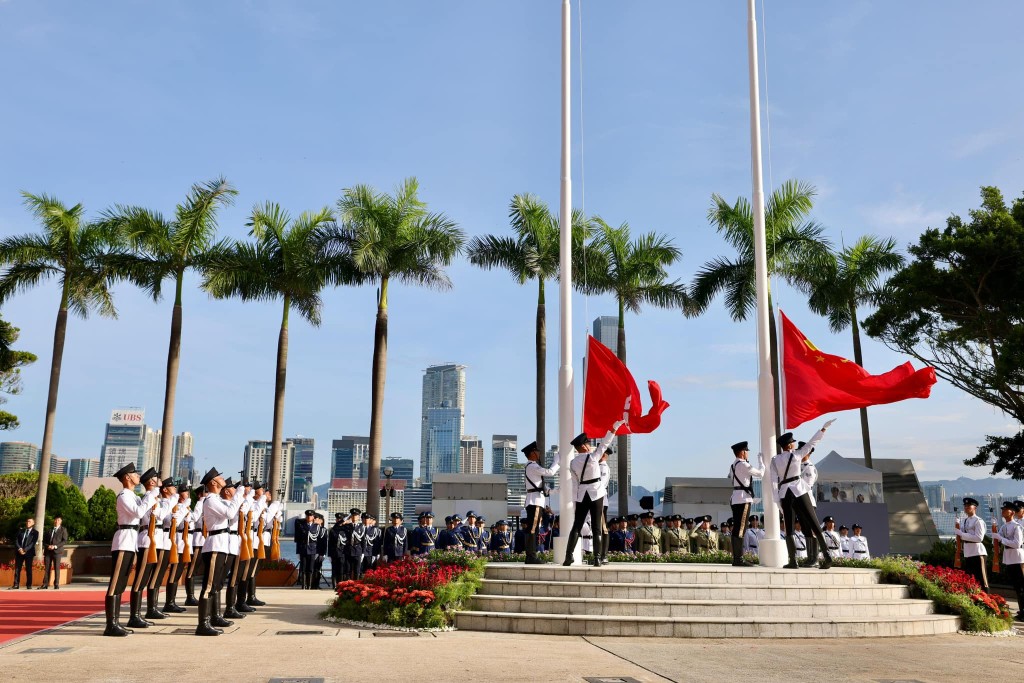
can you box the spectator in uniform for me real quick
[328,512,348,585]
[634,511,661,554]
[381,512,408,562]
[955,498,988,590]
[849,523,870,561]
[437,516,462,551]
[489,519,512,554]
[821,516,842,560]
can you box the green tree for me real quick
[319,178,463,518]
[0,315,37,430]
[203,202,343,496]
[18,474,90,541]
[687,180,830,433]
[864,187,1024,477]
[0,193,120,552]
[578,218,689,513]
[467,194,590,456]
[800,236,904,468]
[87,486,118,541]
[101,178,237,477]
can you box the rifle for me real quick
[168,504,179,566]
[270,516,281,560]
[239,510,252,562]
[991,507,1000,574]
[953,507,962,569]
[256,516,266,560]
[146,504,159,564]
[181,514,192,566]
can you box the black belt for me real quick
[750,544,758,549]
[118,524,140,530]
[207,528,229,536]
[581,478,600,485]
[582,535,592,539]
[780,476,799,485]
[527,487,544,493]
[162,525,171,532]
[854,550,867,554]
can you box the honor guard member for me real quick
[476,517,490,553]
[328,513,349,584]
[310,514,329,588]
[343,508,366,579]
[295,508,314,580]
[634,511,662,554]
[821,517,842,560]
[490,519,512,554]
[770,421,836,569]
[196,468,245,636]
[382,512,408,562]
[728,440,764,566]
[231,481,257,612]
[241,481,268,608]
[459,511,481,552]
[148,477,178,620]
[522,441,559,564]
[690,515,717,553]
[252,488,281,606]
[608,518,625,553]
[162,483,191,613]
[742,515,761,555]
[992,501,1024,619]
[437,516,463,551]
[798,441,821,566]
[956,498,989,590]
[792,520,808,560]
[838,525,852,557]
[848,524,870,560]
[362,513,381,571]
[184,486,207,607]
[564,427,618,567]
[128,467,163,629]
[104,463,158,637]
[661,515,687,555]
[412,512,438,557]
[220,479,249,618]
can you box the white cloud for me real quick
[862,199,946,233]
[952,128,1009,159]
[911,413,966,424]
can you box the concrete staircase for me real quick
[455,564,960,638]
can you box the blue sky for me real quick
[1,1,1022,488]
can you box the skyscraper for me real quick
[491,434,517,475]
[171,432,194,481]
[49,457,69,475]
[380,457,414,485]
[592,316,631,493]
[460,435,484,474]
[99,408,161,477]
[242,439,295,500]
[68,458,99,487]
[0,441,40,474]
[420,363,466,483]
[331,436,369,480]
[289,437,315,503]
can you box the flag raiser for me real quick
[780,310,937,429]
[583,335,670,438]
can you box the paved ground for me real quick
[0,585,1020,683]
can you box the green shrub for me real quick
[86,486,118,541]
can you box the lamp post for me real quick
[382,466,394,520]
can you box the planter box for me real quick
[1,566,73,587]
[257,567,298,587]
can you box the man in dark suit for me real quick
[12,517,39,589]
[41,515,69,589]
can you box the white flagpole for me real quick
[747,0,784,567]
[553,0,579,566]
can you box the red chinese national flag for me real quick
[781,310,936,429]
[583,336,669,438]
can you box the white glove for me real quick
[823,419,836,430]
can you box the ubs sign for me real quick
[110,409,145,426]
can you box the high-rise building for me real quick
[68,458,99,487]
[420,363,466,483]
[331,436,369,480]
[0,441,40,474]
[403,481,432,521]
[242,440,295,500]
[49,457,69,475]
[381,457,414,485]
[289,437,315,503]
[460,435,484,474]
[98,408,161,477]
[544,445,559,489]
[923,484,946,510]
[591,315,631,493]
[491,434,517,475]
[171,432,194,481]
[326,477,406,520]
[505,462,526,507]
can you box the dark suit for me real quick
[43,525,69,588]
[13,526,39,588]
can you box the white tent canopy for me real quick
[814,450,883,484]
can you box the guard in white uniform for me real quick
[522,441,559,564]
[769,421,835,569]
[563,426,619,567]
[196,468,245,637]
[743,515,763,555]
[955,497,988,590]
[992,501,1023,619]
[245,483,270,608]
[162,483,191,613]
[184,487,207,606]
[104,463,158,637]
[147,477,178,620]
[849,524,870,560]
[793,520,808,560]
[728,440,765,566]
[127,467,164,629]
[798,442,820,566]
[821,516,842,560]
[838,525,852,558]
[222,479,252,619]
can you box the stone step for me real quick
[454,610,961,638]
[479,579,911,602]
[484,564,880,586]
[471,594,936,619]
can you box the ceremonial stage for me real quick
[456,563,961,638]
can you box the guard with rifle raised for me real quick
[127,467,162,630]
[103,463,158,637]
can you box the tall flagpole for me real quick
[747,0,784,567]
[553,0,578,566]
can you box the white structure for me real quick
[431,473,507,527]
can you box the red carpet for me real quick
[0,590,126,644]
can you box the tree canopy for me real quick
[0,315,36,430]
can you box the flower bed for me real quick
[0,560,73,586]
[321,551,486,629]
[256,558,298,586]
[586,550,760,564]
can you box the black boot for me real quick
[818,544,833,570]
[184,574,199,606]
[223,585,244,619]
[164,582,186,613]
[247,576,265,606]
[236,580,255,612]
[802,537,819,568]
[145,587,167,619]
[114,594,132,634]
[126,591,150,628]
[783,536,799,569]
[195,596,220,636]
[562,530,580,566]
[732,537,752,566]
[103,595,129,637]
[210,592,233,628]
[590,533,602,567]
[600,534,610,564]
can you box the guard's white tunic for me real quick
[170,500,190,553]
[571,452,607,502]
[524,460,559,508]
[956,514,987,558]
[112,488,159,553]
[793,530,808,558]
[769,428,826,503]
[158,495,175,550]
[849,534,870,560]
[800,461,818,508]
[262,500,283,546]
[136,490,168,550]
[840,535,851,558]
[822,530,842,556]
[191,497,207,549]
[201,491,245,554]
[728,456,764,505]
[995,520,1023,565]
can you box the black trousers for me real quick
[525,505,543,538]
[106,549,135,597]
[299,553,316,577]
[781,491,830,558]
[224,553,242,588]
[330,554,346,586]
[151,547,171,590]
[131,549,158,593]
[186,544,203,578]
[199,551,228,600]
[43,553,61,587]
[963,554,989,590]
[13,553,34,586]
[570,493,604,548]
[731,503,751,539]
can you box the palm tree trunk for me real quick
[767,293,783,436]
[850,303,873,468]
[33,287,69,555]
[269,296,290,499]
[536,278,546,460]
[616,300,629,515]
[158,274,183,477]
[366,278,389,519]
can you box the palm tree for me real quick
[320,178,463,518]
[578,218,689,513]
[0,193,121,552]
[687,179,830,434]
[801,235,904,468]
[100,178,237,477]
[203,202,343,498]
[466,194,590,458]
